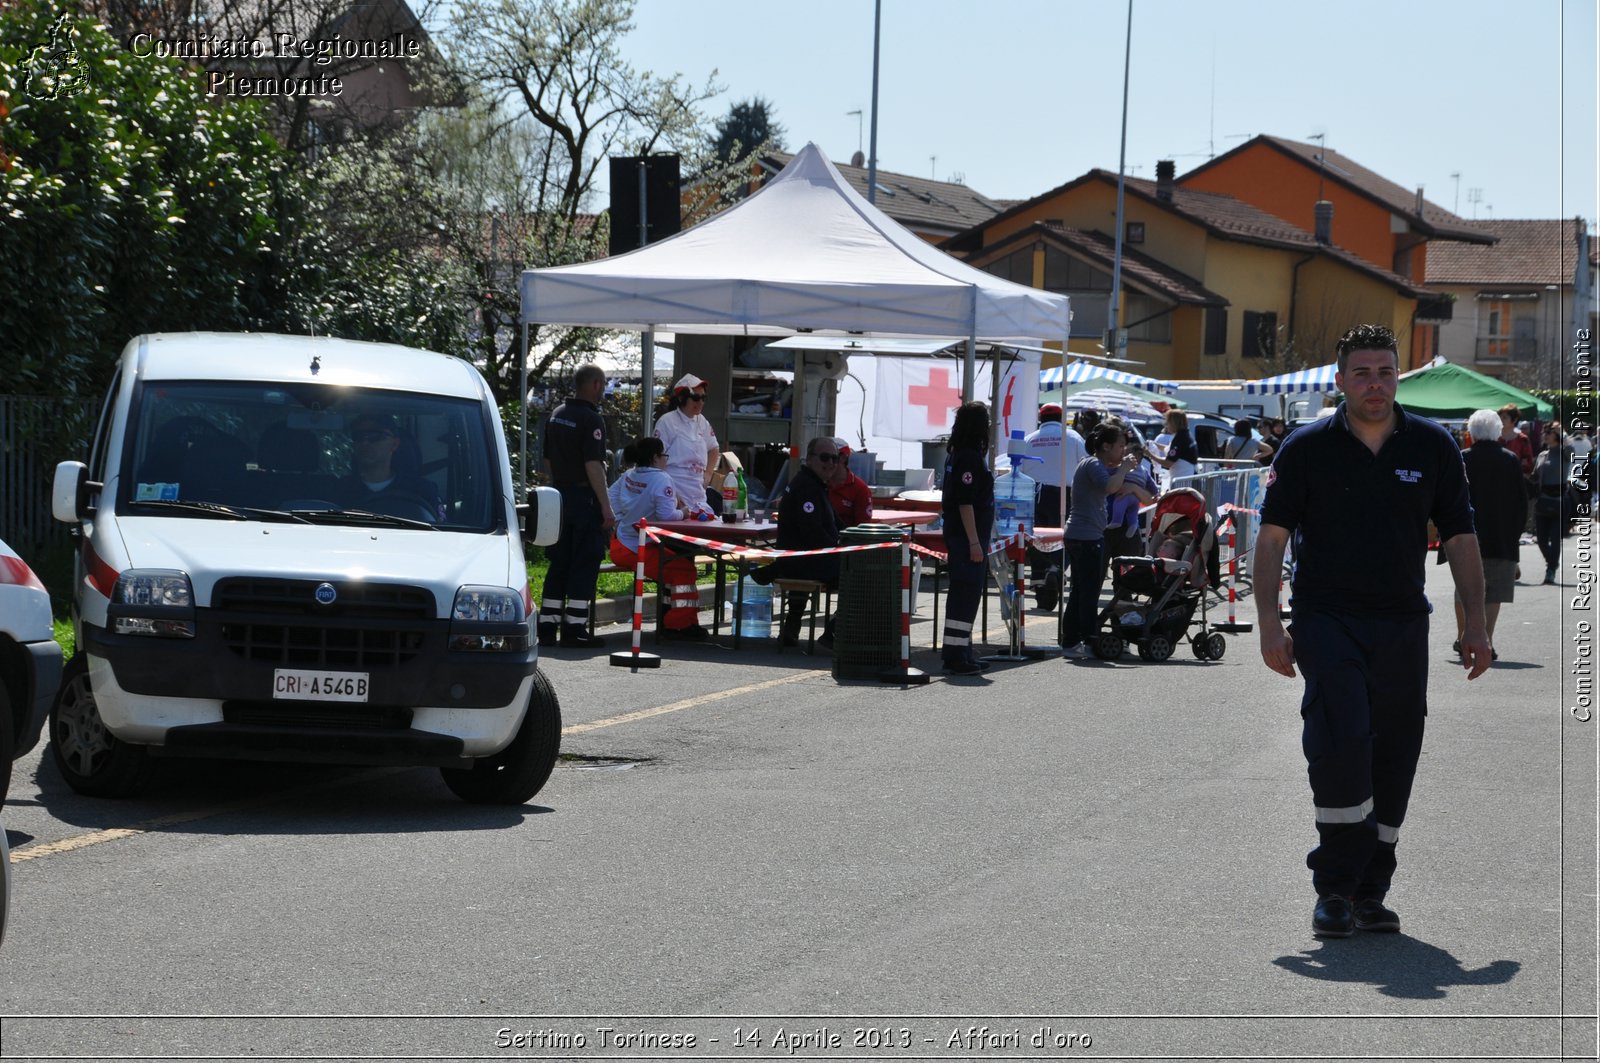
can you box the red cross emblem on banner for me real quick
[907,367,963,428]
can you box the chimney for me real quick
[1414,185,1425,216]
[1314,200,1334,244]
[1155,159,1176,201]
[850,150,865,168]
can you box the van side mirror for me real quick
[518,486,562,546]
[52,461,101,523]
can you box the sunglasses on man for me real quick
[812,453,840,464]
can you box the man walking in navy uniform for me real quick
[1253,324,1490,939]
[539,364,616,647]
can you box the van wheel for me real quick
[0,679,16,802]
[50,655,150,798]
[440,668,561,805]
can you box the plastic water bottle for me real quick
[721,470,739,521]
[735,575,772,638]
[994,430,1038,540]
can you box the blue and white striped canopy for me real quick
[1244,363,1340,394]
[1038,361,1174,393]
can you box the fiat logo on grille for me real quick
[314,582,338,606]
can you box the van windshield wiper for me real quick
[287,508,436,530]
[132,500,311,523]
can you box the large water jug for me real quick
[734,575,772,638]
[993,430,1038,540]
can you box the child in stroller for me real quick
[1091,487,1229,661]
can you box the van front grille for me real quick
[219,622,427,667]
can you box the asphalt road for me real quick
[1,542,1593,1062]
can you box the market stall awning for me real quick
[1244,363,1339,394]
[1039,361,1174,392]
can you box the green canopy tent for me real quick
[1395,361,1553,420]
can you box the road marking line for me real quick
[10,674,822,863]
[562,671,820,735]
[8,768,408,865]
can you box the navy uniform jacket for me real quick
[544,398,607,487]
[941,446,995,549]
[777,465,839,550]
[1260,403,1474,615]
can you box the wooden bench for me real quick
[771,578,833,653]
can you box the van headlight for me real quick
[449,586,529,652]
[110,570,196,638]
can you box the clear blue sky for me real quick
[614,0,1596,225]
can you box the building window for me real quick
[1242,310,1278,359]
[1125,221,1145,244]
[1125,294,1172,343]
[1043,247,1111,293]
[1068,293,1109,338]
[1480,299,1512,360]
[980,248,1033,287]
[1204,308,1227,355]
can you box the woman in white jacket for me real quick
[608,437,708,640]
[654,374,721,513]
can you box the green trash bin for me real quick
[833,523,907,680]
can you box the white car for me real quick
[51,333,563,804]
[1,536,63,802]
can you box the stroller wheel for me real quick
[1138,635,1174,663]
[1191,635,1211,660]
[1205,632,1227,660]
[1093,633,1125,660]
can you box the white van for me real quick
[51,333,563,804]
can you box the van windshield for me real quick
[119,381,503,532]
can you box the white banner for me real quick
[869,352,1040,448]
[870,357,984,442]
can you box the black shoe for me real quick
[1451,639,1461,657]
[661,624,708,641]
[559,627,606,648]
[1352,898,1400,933]
[1038,567,1062,611]
[1312,895,1354,938]
[817,631,834,650]
[942,657,984,675]
[537,622,559,645]
[1543,567,1557,585]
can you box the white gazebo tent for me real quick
[518,143,1071,506]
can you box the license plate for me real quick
[272,669,369,703]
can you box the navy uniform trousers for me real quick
[1291,607,1429,901]
[544,486,607,631]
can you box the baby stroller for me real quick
[1091,487,1228,662]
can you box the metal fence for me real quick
[0,395,95,552]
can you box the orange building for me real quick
[1179,135,1492,286]
[943,163,1437,378]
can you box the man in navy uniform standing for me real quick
[538,364,616,647]
[1253,323,1489,939]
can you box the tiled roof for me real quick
[1093,171,1434,298]
[944,169,1435,298]
[1425,219,1587,285]
[761,152,1003,236]
[1033,223,1228,306]
[1182,136,1493,244]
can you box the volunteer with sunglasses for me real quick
[655,374,721,515]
